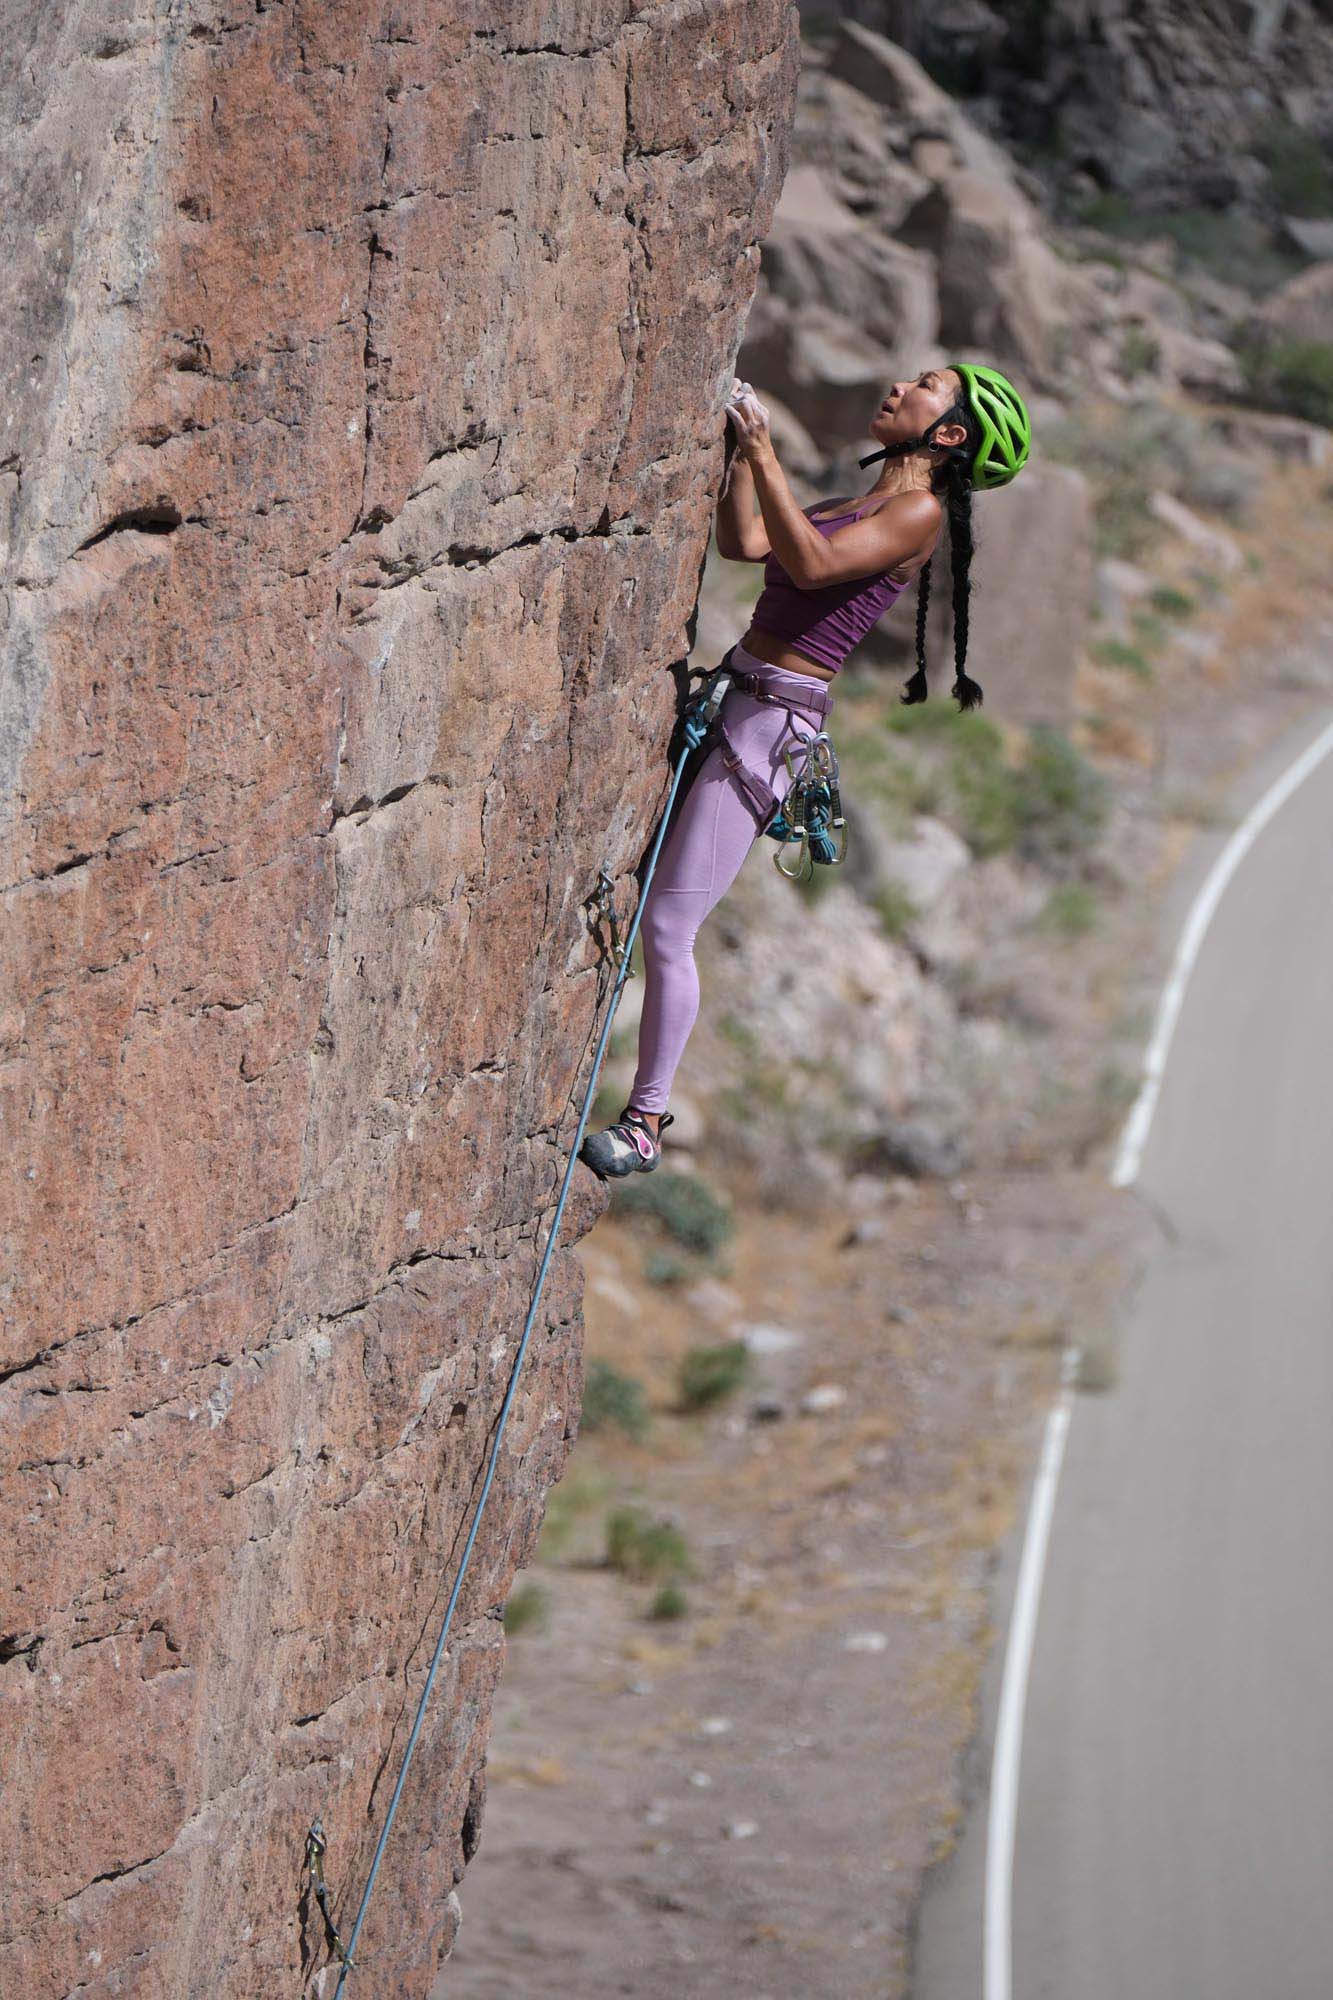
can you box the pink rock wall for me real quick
[0,4,798,1992]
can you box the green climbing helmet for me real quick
[950,361,1031,490]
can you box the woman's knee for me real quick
[640,892,698,967]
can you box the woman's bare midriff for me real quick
[736,624,840,681]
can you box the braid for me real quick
[945,459,983,710]
[896,406,984,711]
[900,555,931,705]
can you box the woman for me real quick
[581,361,1031,1180]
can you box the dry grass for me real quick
[485,1752,572,1787]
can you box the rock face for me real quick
[0,4,798,1994]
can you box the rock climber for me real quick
[579,361,1031,1180]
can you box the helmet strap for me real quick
[860,408,967,472]
[859,436,919,469]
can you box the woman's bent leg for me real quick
[626,745,765,1116]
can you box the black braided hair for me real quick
[900,398,984,712]
[902,554,931,707]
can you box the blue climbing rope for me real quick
[324,674,727,1992]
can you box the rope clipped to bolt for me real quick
[310,689,721,1992]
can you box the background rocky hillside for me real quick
[807,0,1333,230]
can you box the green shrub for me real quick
[1012,726,1111,868]
[581,1359,650,1441]
[536,1467,614,1563]
[871,878,920,937]
[1038,883,1100,937]
[717,1084,757,1128]
[1067,192,1302,292]
[590,1080,625,1128]
[612,1169,733,1256]
[677,1338,750,1411]
[605,1505,693,1582]
[1241,337,1333,427]
[1120,326,1159,379]
[1129,608,1169,650]
[644,1250,691,1287]
[647,1583,690,1621]
[1148,584,1195,619]
[1069,188,1139,235]
[789,852,840,902]
[1257,114,1333,218]
[1090,638,1153,678]
[716,1010,760,1056]
[1096,1062,1139,1113]
[945,714,1022,857]
[884,705,1019,852]
[503,1581,550,1636]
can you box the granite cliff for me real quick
[0,3,800,1993]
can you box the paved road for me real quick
[912,709,1333,2000]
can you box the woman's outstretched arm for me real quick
[716,450,768,559]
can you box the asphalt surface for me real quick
[911,708,1333,2000]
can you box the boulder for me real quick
[1252,260,1333,345]
[1148,490,1244,573]
[758,205,940,367]
[1280,216,1333,262]
[773,161,861,237]
[1148,322,1245,397]
[739,299,930,449]
[863,457,1094,731]
[1210,408,1330,468]
[889,458,1091,728]
[899,168,1090,381]
[794,71,933,230]
[865,1116,968,1179]
[848,810,972,922]
[1094,557,1154,640]
[828,20,1015,185]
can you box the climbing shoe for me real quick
[580,1108,674,1180]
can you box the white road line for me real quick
[982,705,1333,2000]
[1111,710,1333,1189]
[983,1350,1077,2000]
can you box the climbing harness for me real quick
[684,647,848,884]
[316,682,711,1996]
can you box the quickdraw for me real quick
[765,732,846,882]
[585,866,632,972]
[304,1819,354,1969]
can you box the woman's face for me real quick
[869,367,965,452]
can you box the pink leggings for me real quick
[626,643,833,1117]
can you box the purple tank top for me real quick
[749,500,912,674]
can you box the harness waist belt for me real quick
[709,665,834,828]
[726,668,832,730]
